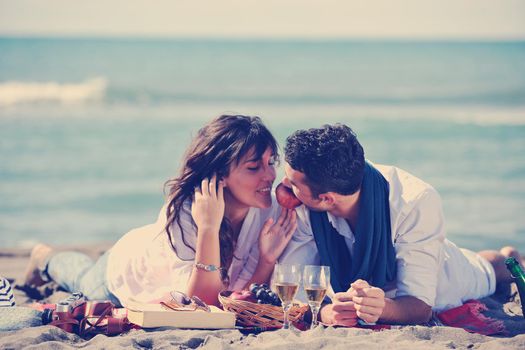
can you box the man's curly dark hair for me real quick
[284,124,365,197]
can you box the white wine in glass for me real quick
[275,282,299,303]
[273,264,301,329]
[303,265,330,329]
[304,285,327,303]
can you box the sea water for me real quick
[1,38,524,252]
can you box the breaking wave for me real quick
[0,77,107,107]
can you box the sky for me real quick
[0,0,524,39]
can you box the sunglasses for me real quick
[160,291,210,312]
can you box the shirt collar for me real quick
[326,211,355,243]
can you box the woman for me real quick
[24,115,297,307]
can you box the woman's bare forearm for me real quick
[186,228,225,305]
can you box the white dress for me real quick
[279,163,496,311]
[106,198,281,307]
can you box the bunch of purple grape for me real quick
[249,283,281,306]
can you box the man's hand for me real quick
[319,279,387,327]
[319,290,358,327]
[349,279,386,324]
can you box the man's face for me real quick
[283,162,330,212]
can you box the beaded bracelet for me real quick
[194,262,223,272]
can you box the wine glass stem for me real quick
[310,305,320,329]
[282,303,291,329]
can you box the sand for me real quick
[1,244,524,349]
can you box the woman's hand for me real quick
[258,208,297,264]
[191,175,225,234]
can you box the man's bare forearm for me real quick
[380,296,432,324]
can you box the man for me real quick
[279,123,522,325]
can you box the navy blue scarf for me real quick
[309,163,397,292]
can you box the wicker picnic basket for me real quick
[218,291,309,328]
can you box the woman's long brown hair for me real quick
[164,115,278,283]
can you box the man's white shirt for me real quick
[280,163,496,311]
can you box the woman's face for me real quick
[222,147,277,209]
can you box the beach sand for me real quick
[1,244,524,349]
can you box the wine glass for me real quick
[273,263,301,329]
[303,265,330,329]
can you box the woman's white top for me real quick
[106,199,281,306]
[279,163,496,312]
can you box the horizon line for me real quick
[1,33,525,42]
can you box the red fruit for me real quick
[275,183,301,209]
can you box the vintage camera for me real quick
[42,292,87,333]
[41,293,127,337]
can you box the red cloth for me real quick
[436,299,506,336]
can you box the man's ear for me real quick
[318,192,336,206]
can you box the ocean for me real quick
[1,38,524,252]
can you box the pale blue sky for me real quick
[1,0,524,39]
